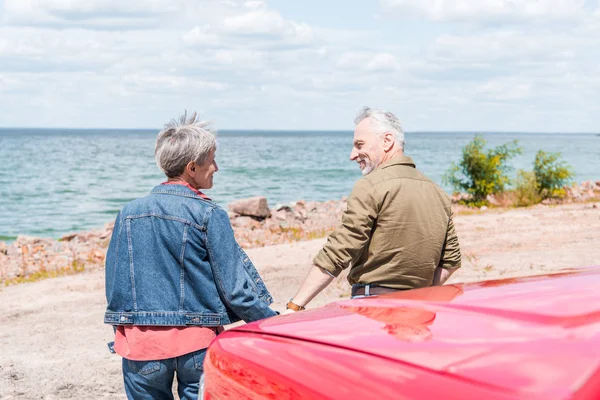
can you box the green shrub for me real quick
[444,135,522,205]
[514,170,541,207]
[533,150,573,199]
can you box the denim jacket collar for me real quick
[151,183,213,202]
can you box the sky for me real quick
[0,0,599,131]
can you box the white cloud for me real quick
[211,49,265,67]
[182,26,221,47]
[476,78,531,100]
[381,0,587,23]
[243,0,268,10]
[0,0,598,132]
[0,74,22,92]
[183,8,314,50]
[2,0,184,29]
[1,0,261,29]
[366,53,401,72]
[336,52,401,72]
[123,75,227,91]
[223,9,311,38]
[432,31,578,63]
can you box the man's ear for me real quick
[382,132,395,152]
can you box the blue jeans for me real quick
[122,348,207,400]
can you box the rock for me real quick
[271,210,288,221]
[305,201,318,212]
[486,195,501,207]
[91,250,105,260]
[231,216,260,229]
[451,193,471,203]
[0,242,7,255]
[263,219,279,231]
[580,181,590,190]
[227,211,240,220]
[294,209,308,221]
[60,233,77,242]
[15,235,48,245]
[229,197,271,218]
[75,233,91,242]
[568,187,582,199]
[275,205,292,212]
[480,206,488,211]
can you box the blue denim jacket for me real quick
[104,183,277,327]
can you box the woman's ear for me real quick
[186,161,196,176]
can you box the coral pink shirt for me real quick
[114,181,221,361]
[114,326,219,361]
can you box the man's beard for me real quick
[356,156,378,176]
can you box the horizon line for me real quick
[0,126,598,135]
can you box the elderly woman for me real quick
[104,111,277,399]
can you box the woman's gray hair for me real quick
[354,107,405,150]
[155,111,217,178]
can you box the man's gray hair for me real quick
[354,107,405,149]
[155,111,217,178]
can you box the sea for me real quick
[0,128,598,241]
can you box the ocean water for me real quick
[0,128,598,241]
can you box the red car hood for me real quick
[236,268,600,397]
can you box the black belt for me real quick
[351,284,401,297]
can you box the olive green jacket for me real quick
[313,156,461,289]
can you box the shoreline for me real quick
[1,180,599,286]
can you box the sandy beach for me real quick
[1,201,600,399]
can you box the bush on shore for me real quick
[447,137,578,208]
[514,170,542,207]
[533,150,574,199]
[443,135,522,206]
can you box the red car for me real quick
[201,269,600,399]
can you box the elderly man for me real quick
[285,107,461,312]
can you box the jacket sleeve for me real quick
[105,211,122,304]
[438,212,462,270]
[205,207,278,322]
[313,178,378,277]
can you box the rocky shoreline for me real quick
[0,197,347,285]
[1,180,599,286]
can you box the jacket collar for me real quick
[151,182,212,201]
[379,155,416,170]
[160,181,211,200]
